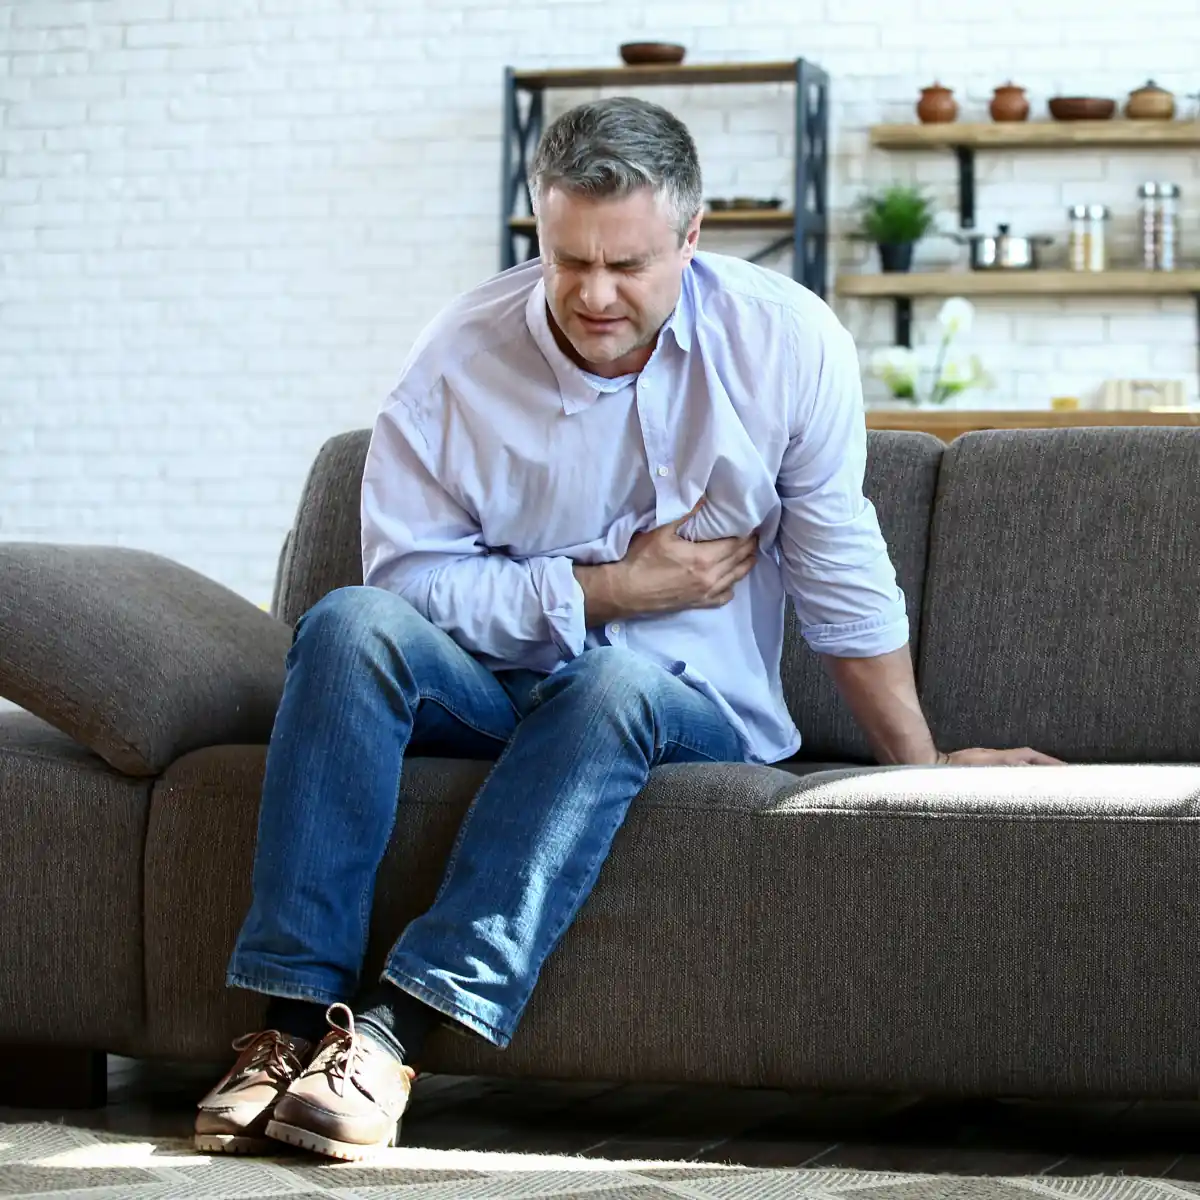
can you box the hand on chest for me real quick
[472,378,787,561]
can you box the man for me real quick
[196,97,1061,1162]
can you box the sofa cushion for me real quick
[782,430,943,761]
[138,746,494,1058]
[138,743,1200,1096]
[0,543,293,776]
[0,711,151,1049]
[276,428,943,764]
[919,429,1200,762]
[138,747,842,1060]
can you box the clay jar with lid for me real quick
[1125,80,1175,119]
[990,82,1030,121]
[916,82,958,123]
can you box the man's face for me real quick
[538,185,700,378]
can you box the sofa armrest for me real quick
[0,543,294,776]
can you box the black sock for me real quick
[354,980,440,1066]
[264,996,328,1046]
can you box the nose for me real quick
[578,270,617,314]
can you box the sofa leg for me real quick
[0,1047,107,1109]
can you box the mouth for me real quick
[575,314,626,334]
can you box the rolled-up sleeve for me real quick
[776,320,909,659]
[360,399,586,669]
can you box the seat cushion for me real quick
[138,747,496,1058]
[139,745,1200,1097]
[919,429,1200,762]
[428,761,1200,1096]
[136,748,858,1061]
[0,711,150,1049]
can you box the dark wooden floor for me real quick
[4,1056,1200,1180]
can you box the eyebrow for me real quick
[555,252,650,269]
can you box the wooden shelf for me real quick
[836,269,1200,298]
[509,210,795,235]
[867,407,1200,442]
[871,119,1200,149]
[513,61,797,90]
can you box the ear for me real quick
[680,211,702,263]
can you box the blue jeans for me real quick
[227,586,745,1047]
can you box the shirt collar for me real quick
[525,279,602,415]
[664,264,695,353]
[525,269,696,416]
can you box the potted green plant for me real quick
[854,184,936,272]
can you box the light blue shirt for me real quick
[361,252,908,764]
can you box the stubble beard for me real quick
[576,313,663,367]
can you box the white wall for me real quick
[3,0,1198,602]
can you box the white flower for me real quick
[870,345,918,379]
[938,355,972,386]
[937,297,974,338]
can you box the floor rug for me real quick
[2,1122,1195,1199]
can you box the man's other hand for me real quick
[940,746,1065,766]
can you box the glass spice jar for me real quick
[1068,204,1090,270]
[1085,204,1110,271]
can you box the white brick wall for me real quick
[3,0,1198,601]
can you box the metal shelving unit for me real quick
[500,58,830,297]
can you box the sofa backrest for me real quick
[276,427,945,763]
[919,428,1200,763]
[782,430,943,760]
[275,429,372,627]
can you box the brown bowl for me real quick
[619,42,686,66]
[1048,96,1116,121]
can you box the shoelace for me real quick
[229,1030,303,1085]
[321,1002,364,1099]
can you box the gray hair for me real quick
[529,97,703,238]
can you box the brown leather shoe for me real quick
[194,1030,312,1154]
[265,1003,416,1161]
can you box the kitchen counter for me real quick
[865,407,1200,442]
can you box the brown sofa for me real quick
[3,427,1200,1107]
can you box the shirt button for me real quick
[656,464,670,477]
[610,622,621,633]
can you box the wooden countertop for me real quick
[866,408,1200,441]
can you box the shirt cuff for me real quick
[801,607,910,658]
[535,556,587,659]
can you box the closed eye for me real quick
[554,257,647,273]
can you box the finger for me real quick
[1022,748,1066,765]
[713,536,760,567]
[668,495,706,532]
[694,535,757,569]
[710,556,756,597]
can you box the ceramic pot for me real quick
[990,82,1029,122]
[878,242,915,272]
[1125,80,1175,120]
[916,82,958,124]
